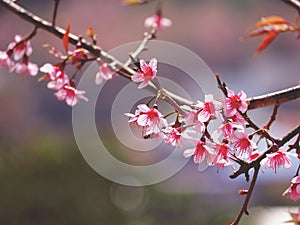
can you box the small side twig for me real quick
[231,165,260,225]
[52,0,60,27]
[265,103,280,130]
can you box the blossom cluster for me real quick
[126,57,297,202]
[0,34,38,76]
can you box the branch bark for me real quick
[1,0,300,110]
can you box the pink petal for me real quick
[138,80,149,89]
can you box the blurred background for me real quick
[0,0,299,224]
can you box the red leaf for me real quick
[63,23,70,52]
[87,27,94,38]
[253,31,278,57]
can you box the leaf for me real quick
[123,0,154,5]
[253,31,278,57]
[255,16,288,27]
[63,23,70,52]
[87,27,94,38]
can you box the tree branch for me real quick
[231,166,260,225]
[1,0,300,112]
[247,85,300,110]
[280,0,300,14]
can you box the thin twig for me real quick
[231,165,260,225]
[124,28,157,67]
[265,103,280,130]
[52,0,60,26]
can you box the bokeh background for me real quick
[0,0,299,224]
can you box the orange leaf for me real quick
[253,31,278,57]
[63,23,70,52]
[87,27,94,38]
[255,16,288,27]
[123,0,143,5]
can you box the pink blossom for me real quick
[54,84,88,106]
[126,104,167,135]
[7,34,32,61]
[223,89,248,117]
[69,48,88,66]
[217,122,235,139]
[11,61,38,76]
[229,113,247,126]
[196,94,222,123]
[184,110,205,133]
[214,142,231,161]
[145,14,172,29]
[183,141,215,165]
[95,62,114,85]
[0,51,14,69]
[40,63,70,90]
[282,176,300,201]
[131,58,157,89]
[233,130,257,157]
[163,127,185,148]
[261,150,292,172]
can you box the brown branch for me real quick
[124,28,157,67]
[231,165,260,225]
[265,103,280,130]
[247,85,300,110]
[277,124,300,147]
[1,0,300,112]
[280,0,300,14]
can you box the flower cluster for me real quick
[126,64,296,173]
[0,34,38,76]
[39,63,88,106]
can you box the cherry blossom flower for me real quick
[184,110,205,134]
[195,94,222,123]
[145,14,172,29]
[54,84,88,106]
[12,61,38,76]
[0,50,14,69]
[40,63,70,90]
[183,141,215,165]
[68,48,88,67]
[261,150,293,172]
[233,130,257,157]
[95,62,114,85]
[7,34,32,61]
[217,122,235,139]
[163,127,186,148]
[282,176,300,201]
[126,104,167,135]
[131,58,157,89]
[223,89,248,117]
[213,142,231,162]
[229,113,247,126]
